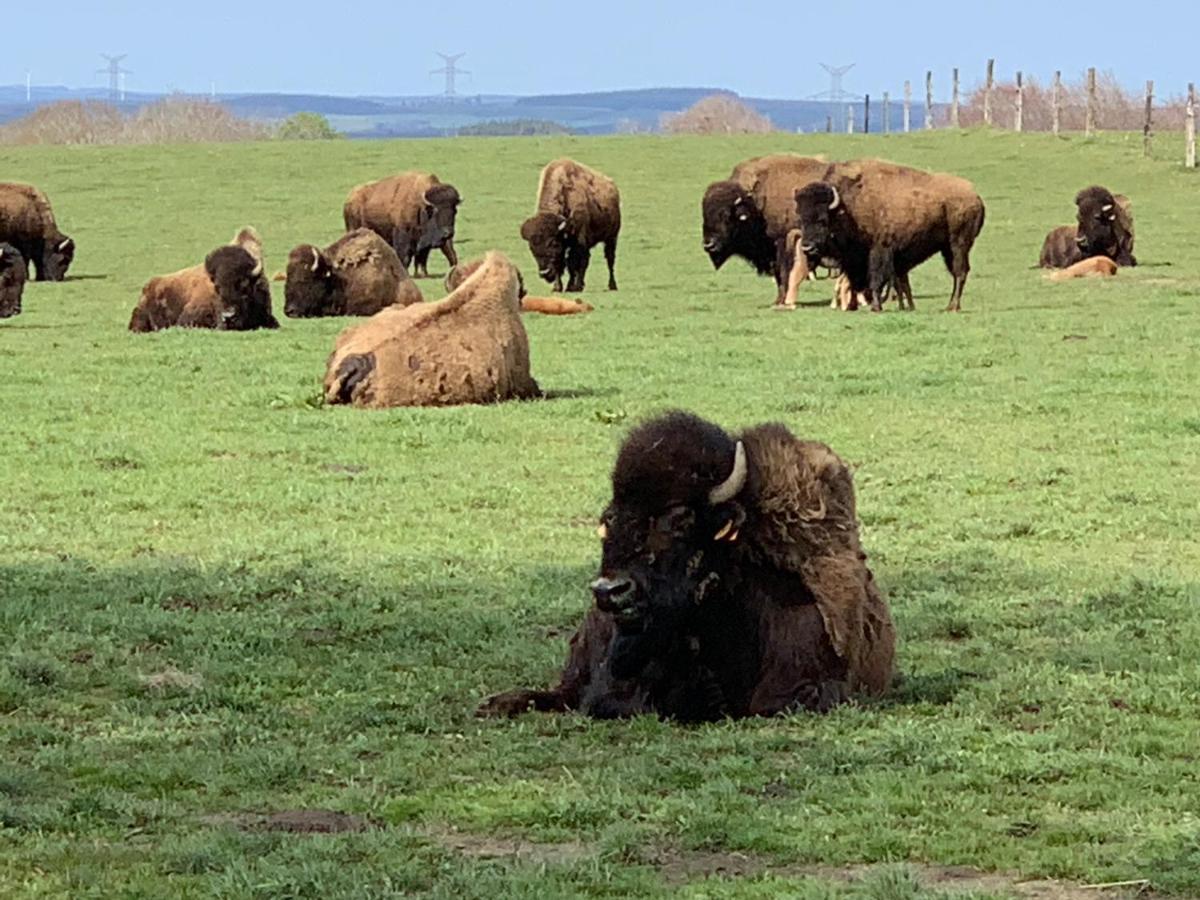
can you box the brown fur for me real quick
[0,182,74,281]
[730,154,828,240]
[323,251,540,408]
[342,172,459,275]
[520,296,593,315]
[445,258,527,298]
[521,159,620,292]
[1045,256,1118,281]
[285,229,421,318]
[1039,224,1081,269]
[0,242,28,318]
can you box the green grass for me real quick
[2,129,1199,898]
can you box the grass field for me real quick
[2,129,1199,899]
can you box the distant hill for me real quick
[0,84,936,138]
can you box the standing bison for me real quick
[129,228,277,333]
[520,158,620,292]
[702,155,828,305]
[478,410,895,721]
[1039,187,1135,269]
[0,183,75,281]
[795,159,985,312]
[343,172,461,277]
[284,229,422,318]
[0,243,27,318]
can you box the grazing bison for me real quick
[129,229,277,333]
[795,159,985,312]
[284,229,422,318]
[478,411,895,722]
[343,172,461,277]
[0,243,27,318]
[324,251,540,408]
[702,155,828,305]
[0,183,75,281]
[520,158,620,292]
[1039,188,1135,269]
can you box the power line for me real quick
[97,54,132,101]
[430,53,469,98]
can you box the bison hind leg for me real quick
[785,679,850,715]
[604,238,618,290]
[475,688,571,718]
[329,353,375,405]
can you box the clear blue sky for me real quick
[13,1,1196,99]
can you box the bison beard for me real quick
[477,411,895,722]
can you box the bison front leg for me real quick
[414,247,432,278]
[391,229,414,273]
[441,238,459,270]
[867,245,895,313]
[476,688,573,718]
[566,246,590,292]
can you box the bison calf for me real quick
[520,159,620,293]
[285,229,422,318]
[478,410,895,722]
[0,243,28,318]
[0,182,75,281]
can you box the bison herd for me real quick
[0,153,1147,722]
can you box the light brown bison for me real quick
[128,228,277,333]
[702,155,828,305]
[478,411,895,721]
[1039,188,1135,269]
[0,183,74,281]
[446,258,591,314]
[795,159,985,312]
[0,243,27,318]
[520,158,620,292]
[343,172,461,277]
[284,229,422,318]
[323,251,540,408]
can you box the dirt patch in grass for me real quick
[200,809,374,834]
[427,826,591,866]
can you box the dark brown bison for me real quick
[520,158,620,293]
[702,155,828,305]
[1039,188,1135,269]
[478,411,895,722]
[0,183,75,281]
[343,172,461,277]
[129,230,277,333]
[284,229,422,318]
[0,243,27,318]
[795,159,985,312]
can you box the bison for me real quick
[284,229,422,319]
[1039,187,1135,269]
[795,159,985,312]
[520,158,620,293]
[343,172,461,278]
[1045,255,1118,282]
[0,243,27,318]
[446,257,592,315]
[129,229,277,333]
[702,155,829,305]
[323,250,540,408]
[477,410,895,722]
[0,183,75,281]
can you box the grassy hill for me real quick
[1,130,1198,897]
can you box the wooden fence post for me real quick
[1052,71,1062,135]
[1187,83,1196,168]
[925,71,933,129]
[826,114,833,134]
[1014,71,1023,132]
[864,94,870,134]
[984,58,994,126]
[1143,80,1154,157]
[903,80,911,132]
[846,104,854,134]
[951,67,960,127]
[1086,67,1097,136]
[883,92,890,134]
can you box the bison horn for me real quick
[250,259,263,277]
[310,247,321,272]
[557,218,568,232]
[828,186,841,211]
[57,238,72,251]
[708,441,747,505]
[1101,203,1114,212]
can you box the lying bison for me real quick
[478,410,895,721]
[795,159,985,312]
[1039,187,1135,269]
[129,229,277,332]
[0,243,27,318]
[284,229,422,318]
[324,250,539,408]
[343,172,461,277]
[702,155,828,305]
[520,158,620,293]
[0,183,75,281]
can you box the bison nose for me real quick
[591,576,634,612]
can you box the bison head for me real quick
[205,245,277,331]
[284,244,335,318]
[593,411,748,680]
[794,183,849,270]
[0,243,27,318]
[417,183,461,253]
[520,213,570,285]
[700,181,772,274]
[42,235,74,282]
[1074,186,1121,260]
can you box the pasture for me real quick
[2,130,1199,898]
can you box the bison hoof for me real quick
[475,690,538,718]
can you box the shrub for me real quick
[660,94,773,135]
[276,112,341,141]
[0,97,268,145]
